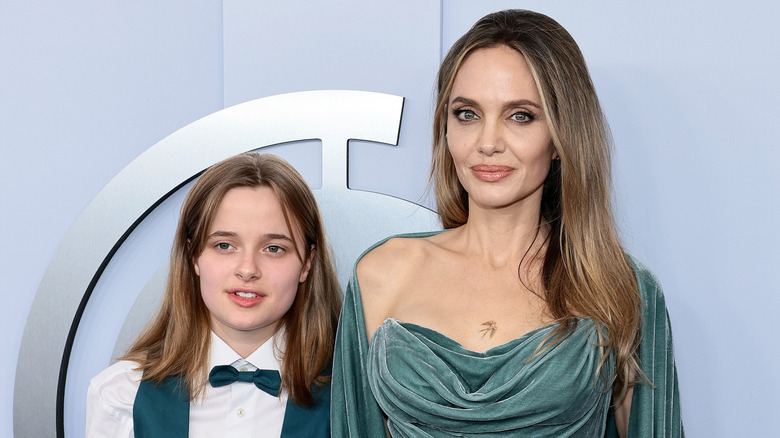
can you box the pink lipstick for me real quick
[470,164,514,182]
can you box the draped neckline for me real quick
[387,317,585,356]
[367,313,611,436]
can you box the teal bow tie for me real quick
[208,365,282,397]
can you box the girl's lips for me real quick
[470,165,514,182]
[228,289,265,308]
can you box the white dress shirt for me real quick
[86,332,287,437]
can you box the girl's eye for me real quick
[454,109,478,121]
[216,242,234,251]
[266,245,284,254]
[511,111,534,123]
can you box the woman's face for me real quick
[446,45,555,215]
[194,186,311,349]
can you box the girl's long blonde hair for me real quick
[122,153,341,406]
[432,9,642,402]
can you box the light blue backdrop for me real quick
[3,1,779,437]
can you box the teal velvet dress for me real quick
[331,232,684,437]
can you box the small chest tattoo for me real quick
[479,321,498,338]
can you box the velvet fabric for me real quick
[133,377,189,438]
[370,318,612,436]
[331,231,684,437]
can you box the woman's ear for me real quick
[299,245,315,283]
[443,103,449,135]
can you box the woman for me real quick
[332,9,683,437]
[87,153,341,437]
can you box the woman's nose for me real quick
[477,121,505,156]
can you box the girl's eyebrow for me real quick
[263,233,294,242]
[207,231,293,242]
[207,231,237,238]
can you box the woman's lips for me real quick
[470,164,514,182]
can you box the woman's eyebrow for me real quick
[449,96,478,107]
[504,99,541,109]
[450,96,542,110]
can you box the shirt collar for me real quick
[208,331,283,373]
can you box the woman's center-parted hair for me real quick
[430,9,642,404]
[432,9,609,230]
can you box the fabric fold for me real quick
[369,318,611,436]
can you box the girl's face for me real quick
[446,45,555,215]
[194,186,311,351]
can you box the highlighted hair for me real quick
[432,9,642,402]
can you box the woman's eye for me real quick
[511,111,534,123]
[454,109,477,121]
[216,242,233,251]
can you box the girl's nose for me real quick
[236,252,260,281]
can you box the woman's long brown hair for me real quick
[122,153,341,406]
[431,9,642,403]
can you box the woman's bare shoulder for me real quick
[357,233,446,336]
[357,235,431,292]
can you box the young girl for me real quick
[86,153,341,437]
